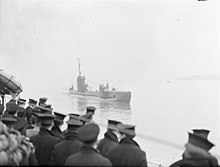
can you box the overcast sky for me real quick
[0,0,220,91]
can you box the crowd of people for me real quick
[0,96,219,167]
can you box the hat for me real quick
[79,112,93,123]
[68,113,80,120]
[0,117,16,127]
[66,119,83,127]
[44,104,53,111]
[9,99,16,103]
[38,105,52,114]
[117,123,136,136]
[78,123,100,143]
[6,102,18,113]
[107,119,122,130]
[54,112,66,122]
[192,129,210,139]
[188,132,214,151]
[44,104,52,108]
[36,113,55,125]
[29,98,37,105]
[32,106,41,114]
[17,98,26,105]
[86,106,96,113]
[39,97,47,102]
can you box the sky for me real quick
[0,0,220,92]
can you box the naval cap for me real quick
[107,119,122,130]
[86,106,96,113]
[32,106,41,114]
[39,97,47,103]
[187,132,214,151]
[54,112,66,122]
[117,123,136,136]
[36,113,55,125]
[79,112,93,124]
[17,98,26,105]
[0,117,16,126]
[38,105,52,114]
[44,104,52,108]
[78,123,100,143]
[9,99,16,103]
[66,119,83,127]
[29,98,37,105]
[192,129,210,139]
[68,113,80,120]
[6,102,18,113]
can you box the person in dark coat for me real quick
[79,112,94,125]
[50,118,84,166]
[51,111,66,139]
[17,98,27,118]
[170,132,216,167]
[85,106,96,124]
[27,105,52,132]
[30,113,61,166]
[68,113,80,120]
[106,123,148,167]
[2,102,28,135]
[25,98,37,125]
[97,119,122,157]
[38,105,53,114]
[26,112,41,138]
[179,129,219,167]
[192,129,219,167]
[65,123,112,167]
[62,113,80,136]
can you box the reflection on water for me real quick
[99,101,131,110]
[68,94,132,124]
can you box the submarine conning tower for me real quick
[76,58,86,92]
[77,75,86,92]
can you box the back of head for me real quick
[66,119,83,132]
[184,132,215,159]
[117,123,136,139]
[38,97,47,106]
[79,112,93,124]
[28,98,37,107]
[107,119,122,131]
[78,123,100,144]
[53,112,66,126]
[36,113,55,128]
[6,102,18,115]
[17,98,26,106]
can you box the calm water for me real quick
[1,1,220,166]
[10,79,220,167]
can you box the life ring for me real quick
[0,69,23,95]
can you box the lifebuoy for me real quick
[0,69,23,95]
